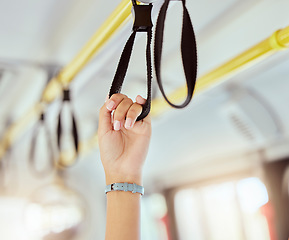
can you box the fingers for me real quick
[136,95,146,105]
[106,93,128,111]
[99,93,147,133]
[98,93,128,135]
[113,97,134,130]
[98,101,113,136]
[124,102,143,129]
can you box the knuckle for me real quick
[114,106,128,120]
[110,97,135,121]
[128,104,142,117]
[128,109,138,116]
[124,98,133,104]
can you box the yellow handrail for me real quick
[42,0,132,103]
[81,25,289,155]
[0,0,133,160]
[150,25,289,117]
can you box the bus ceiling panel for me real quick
[185,0,240,32]
[0,0,73,62]
[0,0,121,62]
[196,0,289,76]
[239,54,289,137]
[54,0,239,64]
[1,0,241,63]
[216,50,289,141]
[44,0,130,64]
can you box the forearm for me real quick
[105,176,142,240]
[98,94,151,240]
[105,191,141,240]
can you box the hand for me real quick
[98,93,152,185]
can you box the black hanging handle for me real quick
[57,89,79,160]
[154,0,198,108]
[108,0,198,121]
[109,1,153,121]
[29,112,55,177]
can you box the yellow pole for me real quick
[42,0,133,103]
[150,25,289,116]
[80,25,289,155]
[0,0,133,160]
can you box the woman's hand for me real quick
[98,93,152,185]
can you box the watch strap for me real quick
[105,182,144,195]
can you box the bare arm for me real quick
[98,93,152,240]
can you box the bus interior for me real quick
[0,0,289,239]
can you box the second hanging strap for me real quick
[57,89,79,167]
[154,0,198,108]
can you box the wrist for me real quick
[105,173,143,186]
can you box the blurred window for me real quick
[141,194,169,240]
[175,189,205,240]
[174,177,270,240]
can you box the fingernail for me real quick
[125,118,133,129]
[106,100,115,111]
[105,94,109,102]
[137,95,146,103]
[114,120,121,131]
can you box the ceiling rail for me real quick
[81,25,289,157]
[150,25,289,117]
[0,0,133,160]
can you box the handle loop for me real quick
[29,112,55,177]
[109,1,153,121]
[57,89,79,166]
[154,0,198,108]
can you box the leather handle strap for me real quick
[154,0,198,108]
[108,0,197,121]
[109,1,153,121]
[57,89,79,155]
[29,112,54,176]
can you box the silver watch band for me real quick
[105,182,144,195]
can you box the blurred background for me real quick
[0,0,289,239]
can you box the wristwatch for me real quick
[105,182,144,195]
